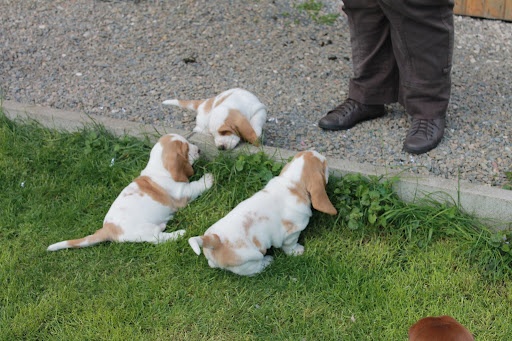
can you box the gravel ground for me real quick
[1,0,511,188]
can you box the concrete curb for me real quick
[3,100,512,230]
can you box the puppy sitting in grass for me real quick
[162,88,267,150]
[47,133,213,251]
[188,150,337,276]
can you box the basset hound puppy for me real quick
[47,134,213,251]
[409,316,474,341]
[188,150,338,276]
[162,88,267,150]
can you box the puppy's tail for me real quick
[162,99,205,112]
[47,227,112,251]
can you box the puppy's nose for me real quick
[218,145,226,150]
[198,148,201,154]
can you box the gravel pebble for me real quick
[1,0,511,187]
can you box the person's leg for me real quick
[380,0,454,153]
[346,0,399,105]
[319,0,397,130]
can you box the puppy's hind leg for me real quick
[152,230,186,244]
[152,223,186,243]
[122,223,186,244]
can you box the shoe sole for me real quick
[403,139,442,155]
[318,111,386,131]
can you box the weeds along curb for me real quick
[3,100,512,230]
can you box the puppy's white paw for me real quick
[262,255,274,266]
[175,229,186,237]
[201,173,214,189]
[193,126,207,134]
[292,244,305,255]
[285,244,304,256]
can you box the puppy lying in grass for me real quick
[162,88,267,150]
[47,134,213,251]
[188,150,337,276]
[409,315,474,341]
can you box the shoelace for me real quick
[408,119,439,138]
[328,98,358,117]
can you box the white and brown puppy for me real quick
[409,316,474,341]
[162,88,267,150]
[188,151,337,276]
[47,134,213,251]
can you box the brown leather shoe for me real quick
[318,98,386,130]
[403,118,445,154]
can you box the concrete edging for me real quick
[3,100,512,230]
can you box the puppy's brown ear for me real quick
[201,234,222,249]
[408,316,474,341]
[161,137,194,182]
[307,174,337,215]
[200,233,243,267]
[303,154,337,215]
[226,109,259,145]
[188,234,221,255]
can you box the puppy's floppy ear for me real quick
[408,316,474,341]
[177,140,195,179]
[225,109,259,145]
[188,236,203,255]
[160,136,194,182]
[201,234,221,249]
[303,155,337,215]
[307,173,337,215]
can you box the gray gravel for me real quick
[1,0,511,188]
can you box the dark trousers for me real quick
[344,0,454,119]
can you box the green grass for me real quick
[1,111,512,340]
[504,171,512,190]
[294,0,340,25]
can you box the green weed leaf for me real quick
[235,158,245,172]
[348,219,360,230]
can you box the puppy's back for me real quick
[409,316,474,341]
